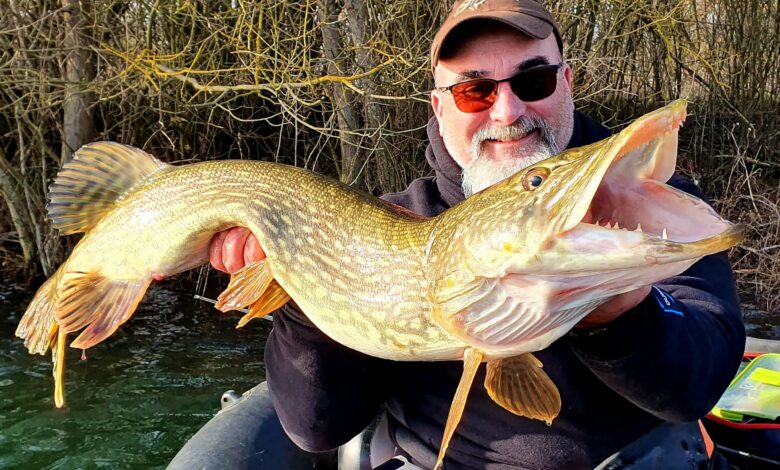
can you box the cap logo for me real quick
[455,0,487,15]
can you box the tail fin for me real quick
[18,141,166,407]
[17,268,152,407]
[16,268,62,356]
[16,269,67,407]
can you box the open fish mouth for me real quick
[550,100,743,272]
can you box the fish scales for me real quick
[67,160,461,360]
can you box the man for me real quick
[209,1,744,468]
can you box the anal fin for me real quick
[19,269,151,407]
[435,347,483,470]
[485,353,561,424]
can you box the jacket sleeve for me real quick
[265,303,394,452]
[569,175,745,422]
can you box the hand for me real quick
[209,227,265,274]
[576,286,651,329]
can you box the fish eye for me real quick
[522,168,549,191]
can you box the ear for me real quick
[431,89,446,136]
[563,63,573,90]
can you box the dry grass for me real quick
[0,0,777,313]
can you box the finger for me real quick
[244,234,266,266]
[223,227,252,274]
[209,230,230,273]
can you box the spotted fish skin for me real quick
[64,159,462,360]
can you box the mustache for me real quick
[471,116,558,153]
[463,116,560,198]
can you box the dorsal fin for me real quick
[47,142,169,234]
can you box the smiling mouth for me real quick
[484,129,537,144]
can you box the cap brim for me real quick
[431,12,554,70]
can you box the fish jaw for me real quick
[530,99,691,238]
[500,100,743,313]
[511,99,742,275]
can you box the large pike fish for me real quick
[17,100,741,468]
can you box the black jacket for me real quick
[265,111,745,469]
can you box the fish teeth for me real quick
[636,223,643,232]
[662,228,668,239]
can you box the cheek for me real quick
[527,100,561,124]
[530,94,573,134]
[440,113,482,167]
[442,110,480,144]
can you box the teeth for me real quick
[662,228,668,239]
[636,223,643,232]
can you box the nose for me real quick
[488,81,526,125]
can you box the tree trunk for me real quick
[344,0,396,193]
[317,0,365,187]
[61,0,96,164]
[0,148,35,269]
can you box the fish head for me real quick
[464,100,742,287]
[431,101,742,354]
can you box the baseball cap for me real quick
[431,0,563,72]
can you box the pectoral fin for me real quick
[216,260,289,324]
[485,353,561,424]
[435,347,483,470]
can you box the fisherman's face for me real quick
[432,26,575,197]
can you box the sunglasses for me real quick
[436,64,562,113]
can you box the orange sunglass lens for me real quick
[452,81,496,113]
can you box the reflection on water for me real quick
[0,283,269,469]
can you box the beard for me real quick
[461,116,559,197]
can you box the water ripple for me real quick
[1,284,268,469]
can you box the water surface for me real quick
[0,282,269,469]
[1,281,777,469]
